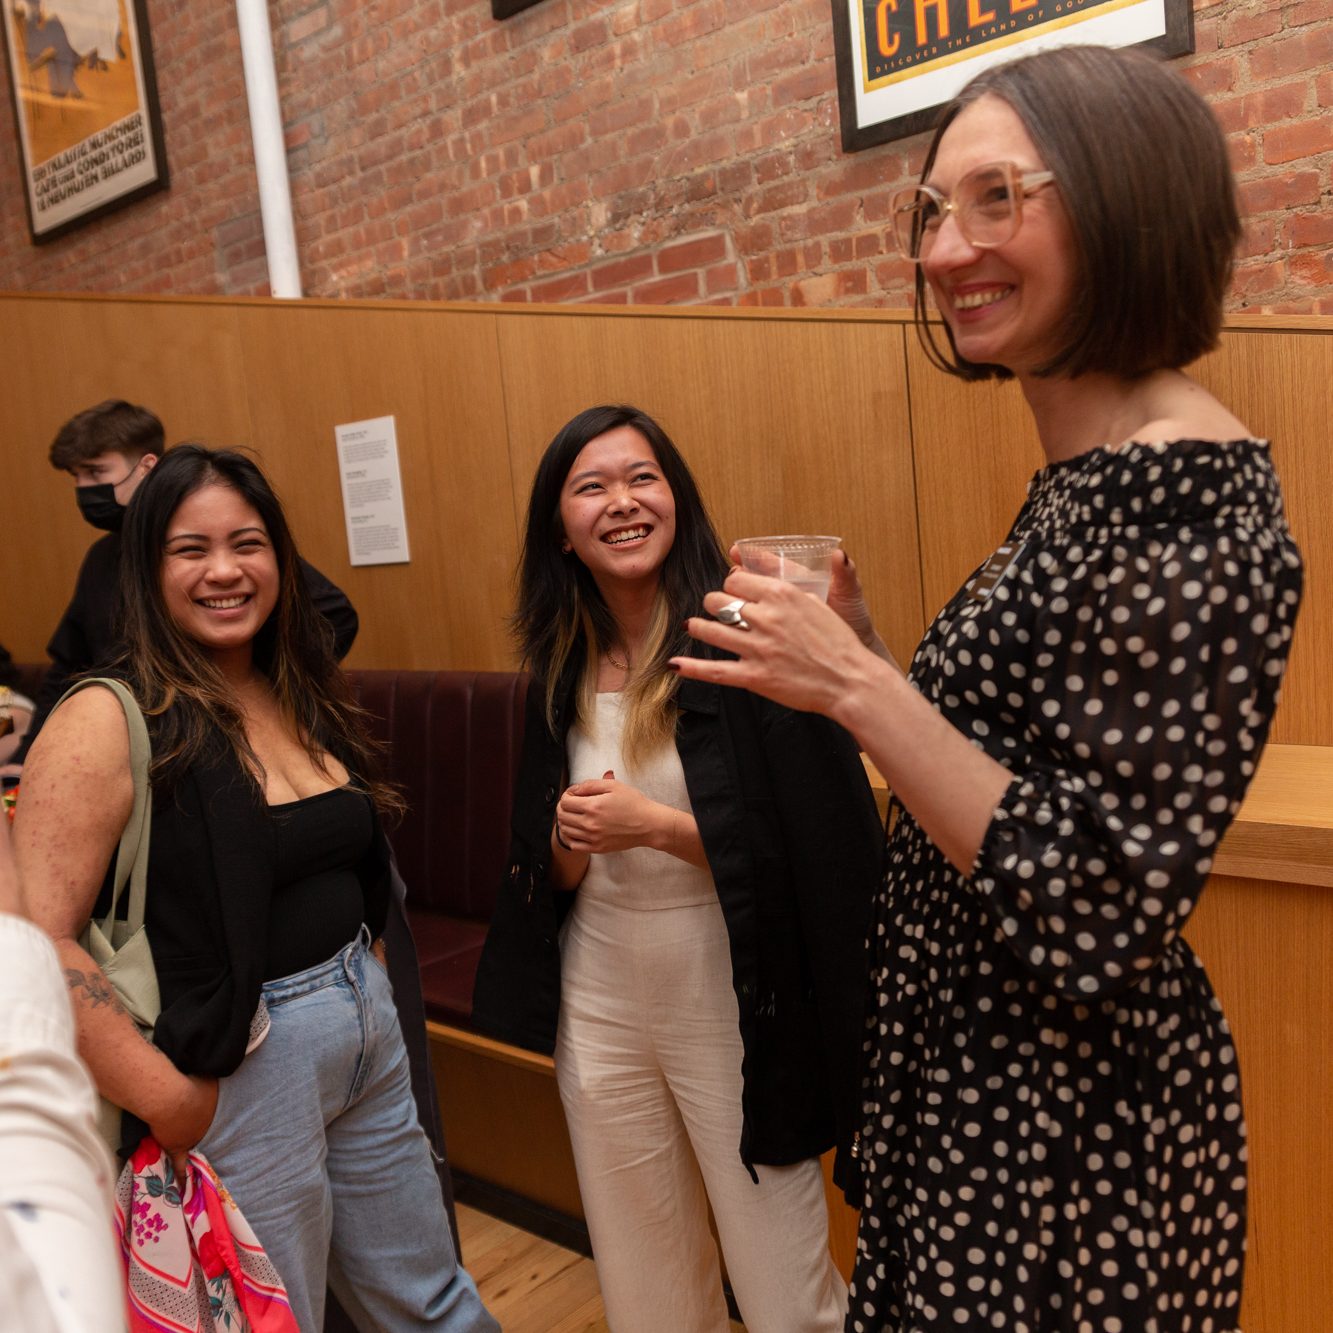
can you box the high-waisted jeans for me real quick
[196,928,497,1333]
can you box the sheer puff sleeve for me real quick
[971,520,1302,1001]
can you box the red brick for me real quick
[1283,211,1333,249]
[1263,117,1333,166]
[1231,260,1285,300]
[1239,170,1322,215]
[1289,250,1333,286]
[1248,28,1333,83]
[3,0,1328,313]
[631,272,701,304]
[530,271,591,302]
[704,262,741,295]
[590,254,655,292]
[1220,6,1283,45]
[657,232,729,273]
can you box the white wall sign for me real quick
[334,415,411,566]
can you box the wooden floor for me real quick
[458,1203,745,1332]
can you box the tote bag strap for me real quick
[54,678,152,936]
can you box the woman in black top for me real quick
[17,446,497,1333]
[676,46,1303,1333]
[474,405,883,1331]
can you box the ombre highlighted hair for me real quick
[512,405,727,766]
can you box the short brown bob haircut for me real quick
[48,399,165,470]
[914,44,1241,383]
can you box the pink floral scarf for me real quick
[114,1138,299,1333]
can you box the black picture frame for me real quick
[830,0,1194,153]
[492,0,547,17]
[3,0,169,243]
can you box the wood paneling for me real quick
[429,1025,585,1221]
[902,336,1044,627]
[1190,329,1333,746]
[1,297,252,661]
[496,312,926,668]
[1184,874,1333,1333]
[1,295,1326,742]
[233,304,517,671]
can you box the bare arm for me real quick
[675,571,1011,874]
[14,689,217,1168]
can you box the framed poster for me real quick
[3,0,168,243]
[831,0,1193,152]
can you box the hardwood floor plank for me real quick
[457,1203,744,1331]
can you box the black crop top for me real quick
[264,786,375,979]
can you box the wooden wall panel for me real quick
[1190,329,1332,746]
[1,297,252,660]
[1184,874,1333,1332]
[903,338,1044,625]
[233,304,517,671]
[496,312,926,668]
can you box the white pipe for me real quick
[235,0,302,298]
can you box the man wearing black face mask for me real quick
[4,400,359,771]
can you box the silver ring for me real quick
[713,597,750,631]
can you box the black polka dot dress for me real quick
[848,440,1304,1333]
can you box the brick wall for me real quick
[1,0,1329,312]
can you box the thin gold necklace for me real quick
[605,646,631,671]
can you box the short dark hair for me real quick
[914,44,1241,382]
[48,399,164,470]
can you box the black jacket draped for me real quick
[472,652,885,1193]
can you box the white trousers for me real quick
[555,895,847,1333]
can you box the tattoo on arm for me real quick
[64,968,127,1016]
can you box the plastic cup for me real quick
[735,535,841,601]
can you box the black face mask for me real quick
[76,483,126,532]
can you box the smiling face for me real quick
[160,483,280,667]
[558,426,677,599]
[922,94,1077,380]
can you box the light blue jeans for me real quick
[196,928,498,1333]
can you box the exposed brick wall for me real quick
[1,0,1329,312]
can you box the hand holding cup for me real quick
[734,535,842,601]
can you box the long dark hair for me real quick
[914,44,1240,382]
[513,405,727,758]
[116,445,400,816]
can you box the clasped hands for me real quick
[556,770,667,856]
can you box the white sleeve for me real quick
[0,915,125,1333]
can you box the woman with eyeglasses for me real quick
[674,45,1302,1332]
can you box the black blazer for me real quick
[473,650,885,1192]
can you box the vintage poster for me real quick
[831,0,1193,150]
[3,0,167,241]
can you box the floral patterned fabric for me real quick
[115,1138,298,1333]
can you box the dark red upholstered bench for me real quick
[346,669,530,1031]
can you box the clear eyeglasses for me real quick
[889,161,1056,263]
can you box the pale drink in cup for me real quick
[735,535,841,601]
